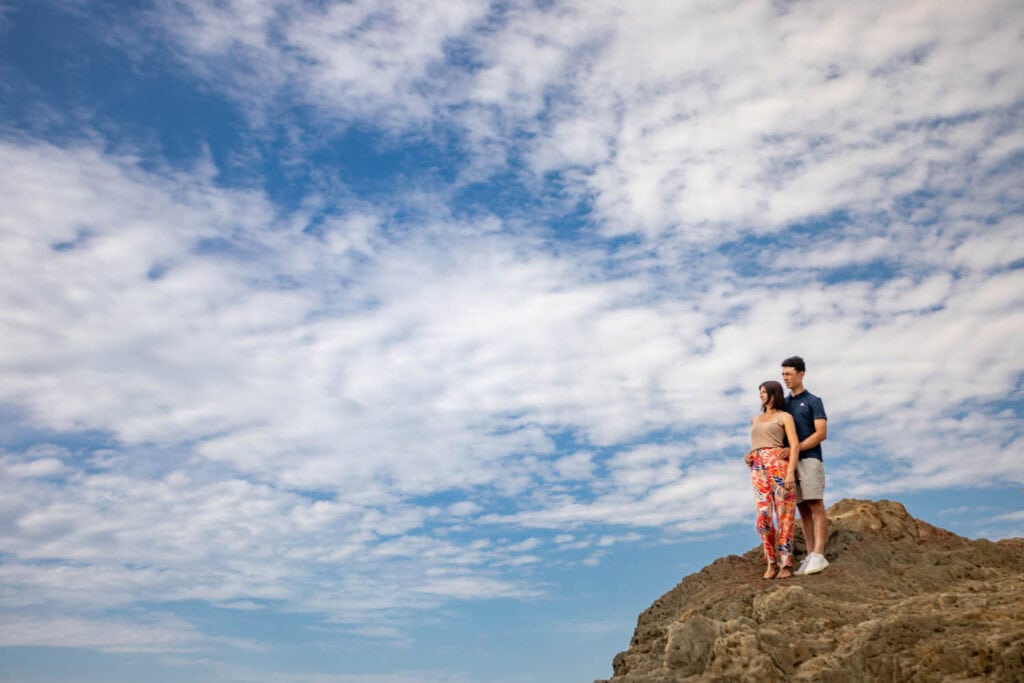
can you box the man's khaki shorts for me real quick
[796,458,825,504]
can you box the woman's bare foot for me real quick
[763,564,777,579]
[775,566,793,579]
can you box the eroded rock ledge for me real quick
[598,498,1024,682]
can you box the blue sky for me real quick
[1,1,1022,682]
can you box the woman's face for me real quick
[759,385,769,408]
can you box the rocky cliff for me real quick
[598,498,1024,682]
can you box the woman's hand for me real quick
[744,451,754,465]
[785,471,796,490]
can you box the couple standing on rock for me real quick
[743,356,829,580]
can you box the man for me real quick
[781,356,829,576]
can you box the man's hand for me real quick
[779,447,791,460]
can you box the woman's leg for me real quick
[750,454,776,573]
[767,454,797,571]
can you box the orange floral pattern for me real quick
[748,447,797,567]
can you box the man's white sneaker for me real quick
[792,556,811,576]
[803,553,830,575]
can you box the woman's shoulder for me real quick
[760,409,790,424]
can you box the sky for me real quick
[0,1,1022,681]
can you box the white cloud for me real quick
[950,216,1024,272]
[2,455,68,478]
[147,1,1024,244]
[552,451,595,481]
[158,0,490,126]
[446,500,482,517]
[990,510,1024,523]
[14,133,1015,529]
[0,613,218,653]
[450,0,1024,240]
[1,0,1022,662]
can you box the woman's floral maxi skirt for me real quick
[748,447,797,567]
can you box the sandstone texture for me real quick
[598,498,1024,682]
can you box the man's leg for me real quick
[795,458,827,557]
[806,499,828,555]
[797,500,815,554]
[796,498,830,575]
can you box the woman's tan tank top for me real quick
[750,415,786,448]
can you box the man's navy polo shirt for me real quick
[784,390,827,460]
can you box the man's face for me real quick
[781,366,803,390]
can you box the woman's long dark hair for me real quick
[760,380,785,412]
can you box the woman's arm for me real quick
[744,416,756,464]
[782,414,800,488]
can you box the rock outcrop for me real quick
[598,498,1024,682]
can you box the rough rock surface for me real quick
[597,498,1024,682]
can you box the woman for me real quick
[744,380,800,579]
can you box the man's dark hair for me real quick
[781,355,806,373]
[760,381,786,412]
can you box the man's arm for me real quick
[800,418,827,451]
